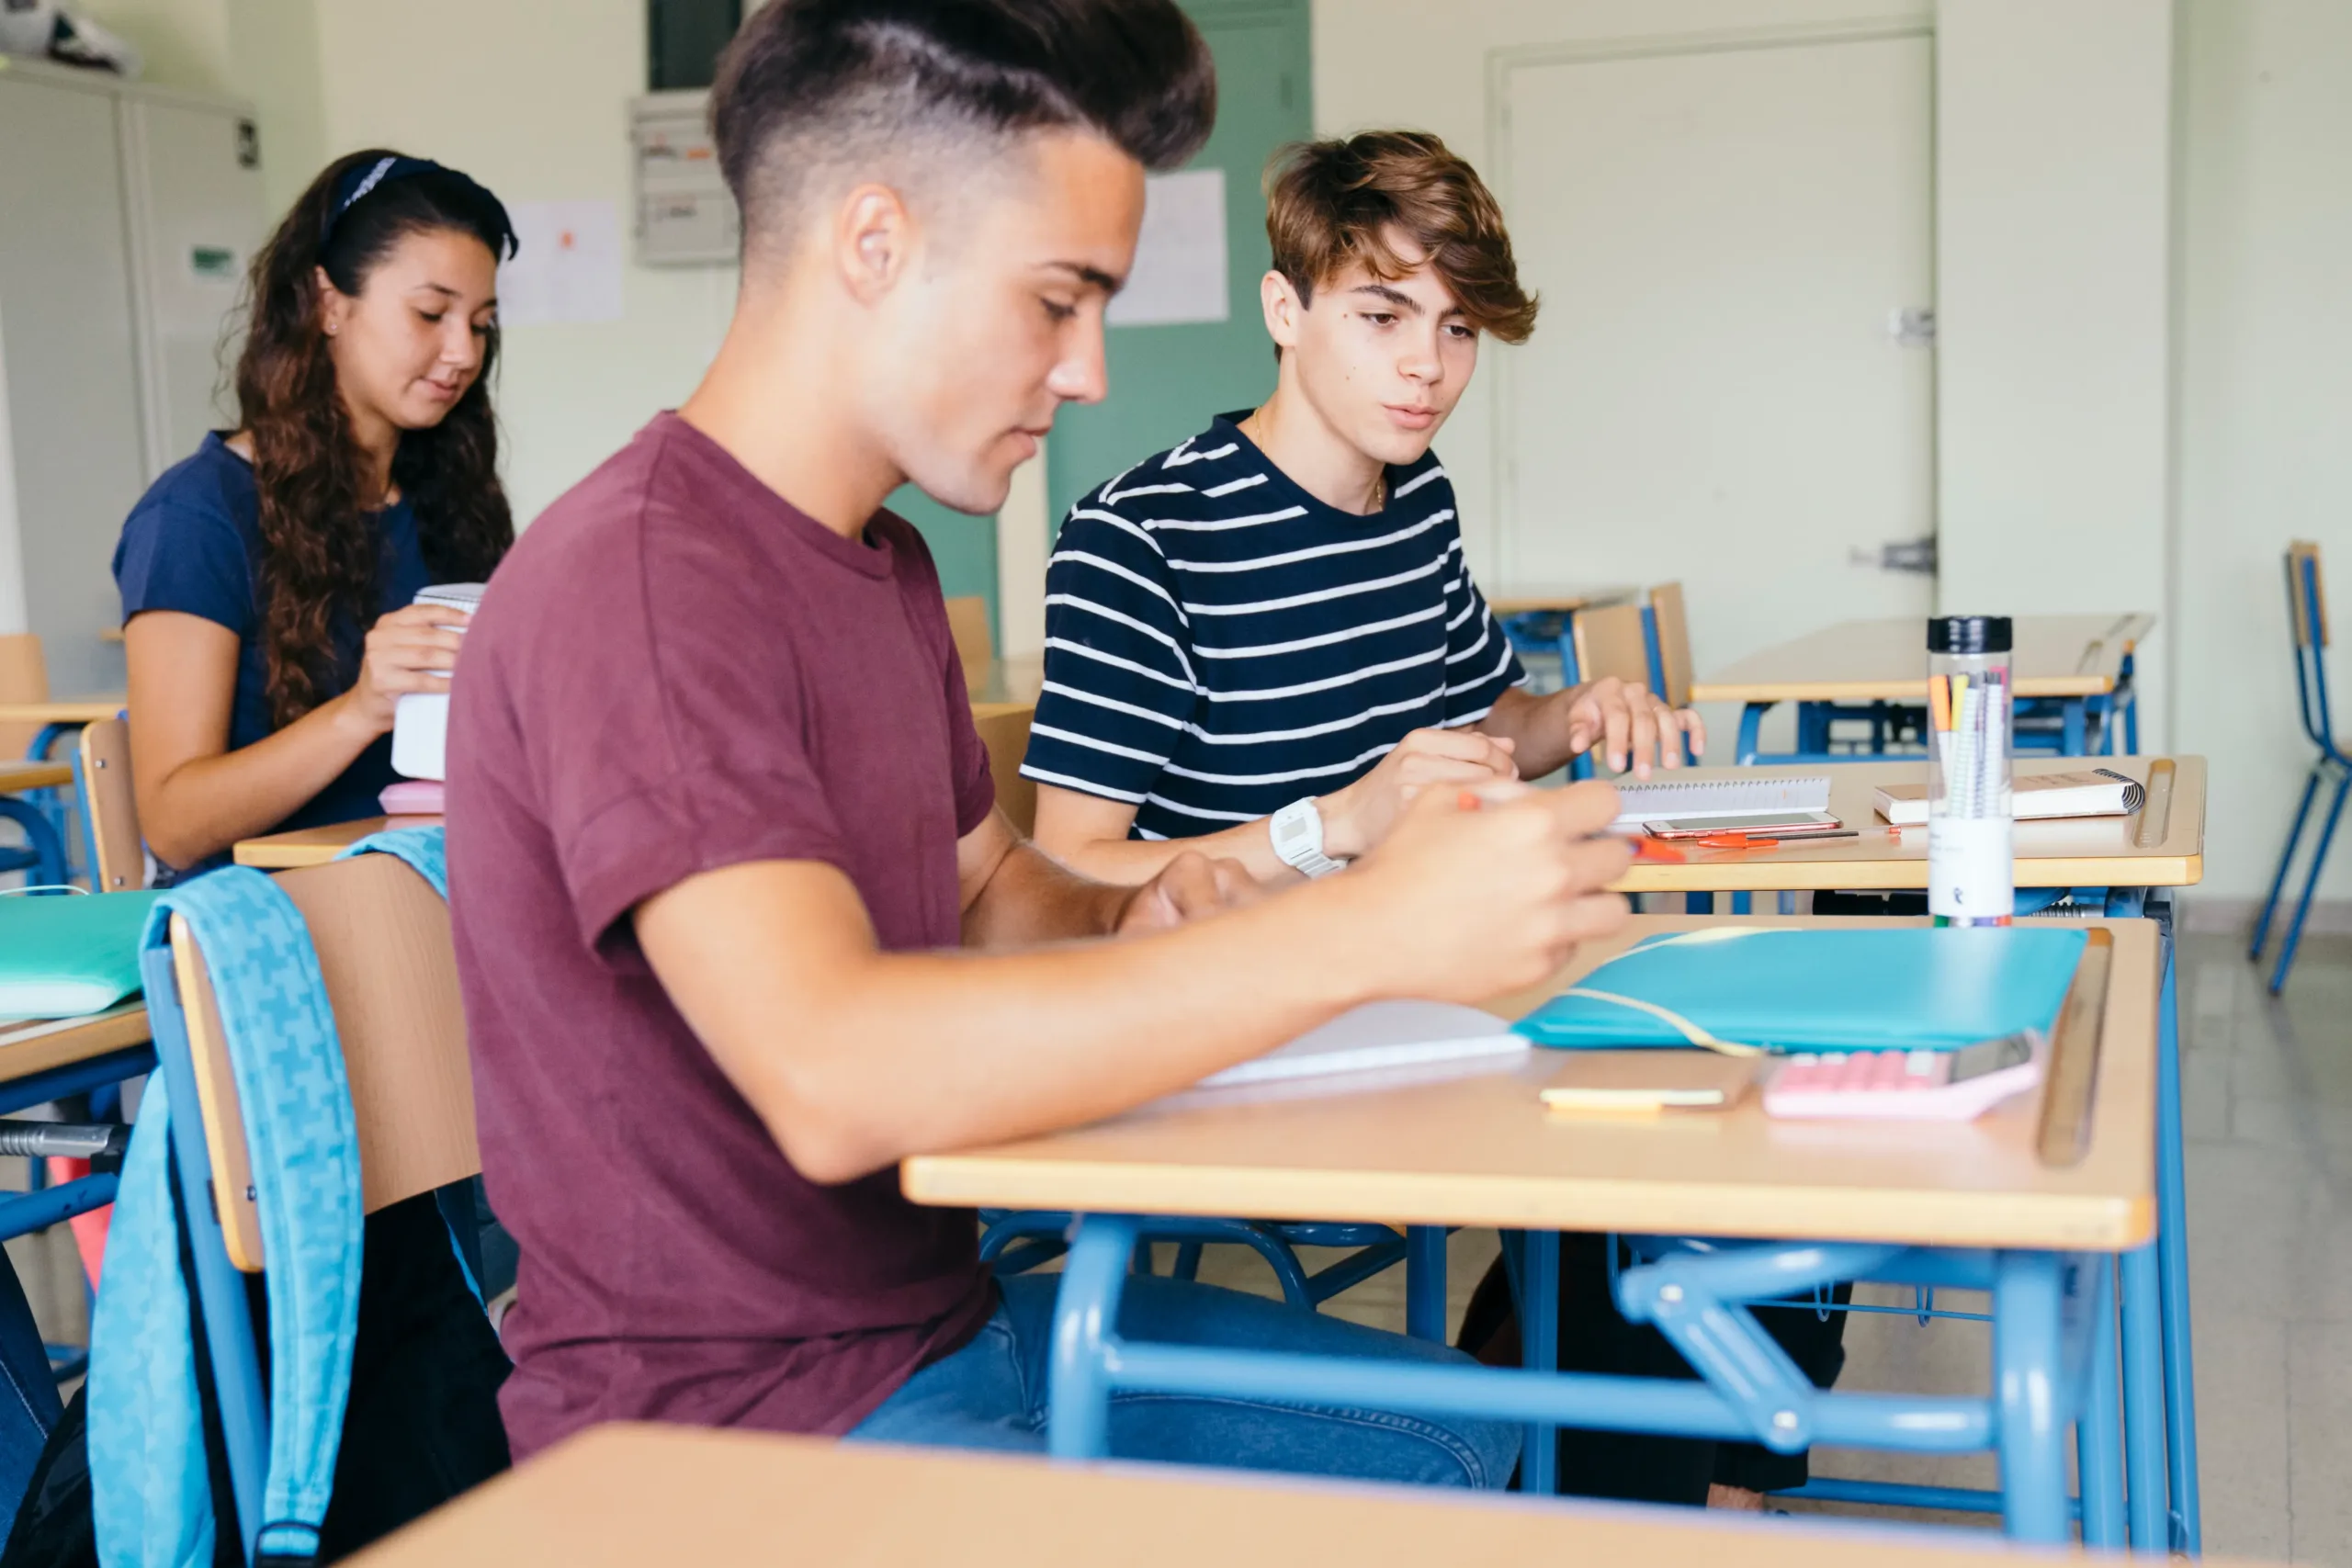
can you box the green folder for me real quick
[0,891,163,1021]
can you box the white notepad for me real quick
[1199,1000,1526,1089]
[1610,775,1832,828]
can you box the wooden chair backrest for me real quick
[944,596,995,685]
[2289,541,2329,651]
[77,717,142,891]
[173,853,480,1272]
[1570,603,1654,690]
[975,708,1036,836]
[1647,582,1693,710]
[0,634,47,761]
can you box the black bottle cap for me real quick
[1927,615,2013,655]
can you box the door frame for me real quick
[1483,14,1937,588]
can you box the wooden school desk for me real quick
[1611,754,2203,898]
[355,1424,2206,1568]
[1692,615,2154,762]
[1611,754,2205,1551]
[0,1004,153,1239]
[905,915,2162,1546]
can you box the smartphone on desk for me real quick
[1646,811,1844,840]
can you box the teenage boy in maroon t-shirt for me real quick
[447,0,1629,1483]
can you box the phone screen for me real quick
[1949,1032,2035,1083]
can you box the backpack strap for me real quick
[88,1066,215,1568]
[335,825,446,897]
[116,871,365,1566]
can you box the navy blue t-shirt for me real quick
[112,433,429,878]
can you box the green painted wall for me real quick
[1046,0,1315,529]
[898,0,1315,643]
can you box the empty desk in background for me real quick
[905,916,2163,1546]
[345,1422,2203,1568]
[1693,615,2154,763]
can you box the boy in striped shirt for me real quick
[1025,132,1847,1511]
[1024,130,1705,886]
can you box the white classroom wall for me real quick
[62,0,2352,906]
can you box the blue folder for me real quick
[1513,927,2088,1054]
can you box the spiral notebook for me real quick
[1611,775,1832,829]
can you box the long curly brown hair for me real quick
[232,150,516,727]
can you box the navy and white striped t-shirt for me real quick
[1021,414,1526,841]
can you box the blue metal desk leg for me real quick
[2155,937,2202,1551]
[1736,703,1770,765]
[1048,1213,1144,1460]
[2063,699,2087,756]
[1993,1250,2070,1543]
[2121,1242,2167,1549]
[2079,1255,2127,1550]
[0,797,66,886]
[1406,1225,1447,1343]
[1522,1230,1559,1495]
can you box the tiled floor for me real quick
[8,930,2341,1557]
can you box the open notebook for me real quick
[1610,775,1831,829]
[1198,1000,1527,1089]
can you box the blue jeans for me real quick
[850,1274,1519,1489]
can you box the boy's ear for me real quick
[835,183,915,305]
[1260,269,1304,355]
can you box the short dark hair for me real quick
[712,0,1216,259]
[1266,130,1539,347]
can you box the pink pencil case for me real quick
[379,780,446,817]
[1760,1032,2044,1121]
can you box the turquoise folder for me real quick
[1513,927,2088,1054]
[0,890,164,1021]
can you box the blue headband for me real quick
[319,155,519,262]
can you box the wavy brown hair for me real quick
[232,150,516,727]
[1264,131,1539,358]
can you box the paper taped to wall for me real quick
[499,199,624,327]
[1108,168,1228,327]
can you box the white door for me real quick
[121,96,266,480]
[1494,26,1936,737]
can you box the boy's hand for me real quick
[1319,727,1519,860]
[1343,780,1633,1003]
[1114,851,1261,933]
[1554,678,1705,780]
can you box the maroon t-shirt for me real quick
[446,412,998,1460]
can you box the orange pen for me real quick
[1694,832,1776,851]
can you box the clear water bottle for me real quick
[1927,615,2013,928]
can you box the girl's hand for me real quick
[345,603,470,734]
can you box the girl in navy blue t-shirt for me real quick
[113,150,518,881]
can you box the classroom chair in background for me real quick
[944,595,994,690]
[1567,604,1654,782]
[74,717,142,893]
[0,636,47,762]
[2251,540,2348,993]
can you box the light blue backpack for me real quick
[88,829,454,1568]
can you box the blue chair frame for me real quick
[2251,547,2348,993]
